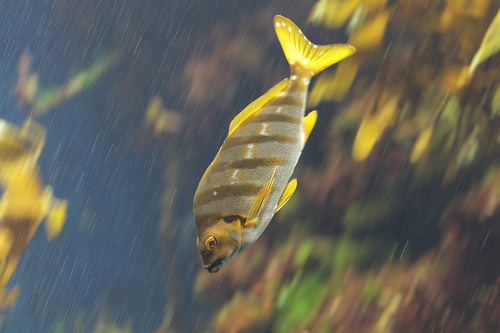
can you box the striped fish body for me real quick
[194,15,356,273]
[195,76,307,242]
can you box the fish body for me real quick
[193,15,355,273]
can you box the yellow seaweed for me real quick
[410,126,433,163]
[308,57,361,107]
[24,51,120,117]
[308,0,362,29]
[348,10,390,50]
[410,101,444,163]
[491,85,500,119]
[352,94,399,161]
[468,7,500,78]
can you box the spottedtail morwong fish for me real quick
[193,15,356,273]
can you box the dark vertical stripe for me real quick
[266,95,302,107]
[211,157,284,172]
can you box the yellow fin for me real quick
[275,178,297,213]
[303,110,318,144]
[245,167,277,229]
[274,15,356,76]
[228,79,288,137]
[45,198,68,240]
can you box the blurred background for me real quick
[0,0,499,332]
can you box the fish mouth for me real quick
[206,260,222,273]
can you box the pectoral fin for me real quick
[244,167,277,229]
[275,178,297,213]
[303,110,318,145]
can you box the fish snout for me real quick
[205,260,222,273]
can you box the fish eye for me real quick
[204,235,218,251]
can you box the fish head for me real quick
[197,222,242,273]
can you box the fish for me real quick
[143,96,182,136]
[0,118,67,305]
[193,15,356,273]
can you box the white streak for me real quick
[259,123,269,135]
[291,75,298,80]
[245,144,254,158]
[231,169,239,179]
[277,106,283,113]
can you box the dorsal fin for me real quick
[302,110,318,145]
[228,79,289,137]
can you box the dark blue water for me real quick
[0,2,170,331]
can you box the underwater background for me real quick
[0,0,499,332]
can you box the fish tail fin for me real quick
[274,15,356,78]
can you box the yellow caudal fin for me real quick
[303,110,318,145]
[228,79,289,137]
[45,198,67,240]
[274,15,356,77]
[245,167,277,229]
[275,178,297,213]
